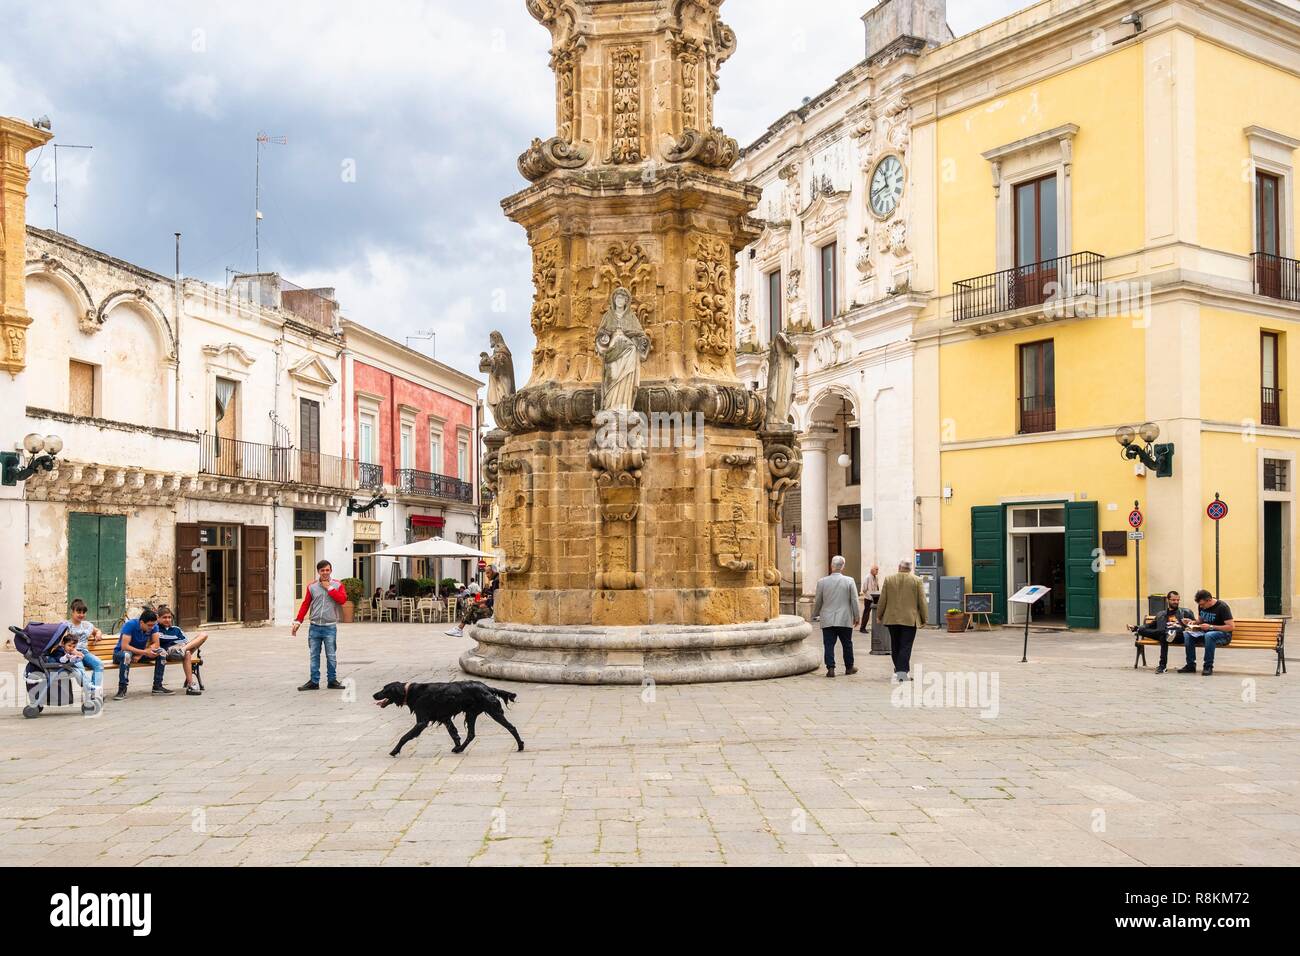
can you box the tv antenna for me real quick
[51,143,93,234]
[254,131,287,272]
[405,329,437,357]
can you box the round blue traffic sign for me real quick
[1128,509,1143,529]
[1207,499,1228,521]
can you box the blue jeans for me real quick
[76,651,104,691]
[1185,630,1231,667]
[113,646,166,690]
[308,624,338,684]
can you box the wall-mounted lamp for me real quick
[1115,422,1173,477]
[1,433,64,486]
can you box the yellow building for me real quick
[908,0,1300,630]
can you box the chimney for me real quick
[862,0,950,64]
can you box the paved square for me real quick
[1,624,1297,866]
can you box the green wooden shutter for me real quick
[66,513,126,632]
[67,513,101,626]
[971,505,1007,624]
[98,516,127,631]
[1064,501,1100,629]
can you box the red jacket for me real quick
[295,580,347,624]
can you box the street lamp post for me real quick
[1,433,64,486]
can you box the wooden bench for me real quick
[1134,616,1286,675]
[88,635,205,689]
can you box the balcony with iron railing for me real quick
[395,468,474,503]
[954,251,1104,324]
[199,434,383,491]
[1262,387,1283,427]
[1253,252,1300,304]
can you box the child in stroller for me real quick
[9,622,101,718]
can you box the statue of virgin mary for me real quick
[595,287,651,413]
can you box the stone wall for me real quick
[494,424,779,627]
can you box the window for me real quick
[359,413,376,464]
[1013,174,1059,308]
[400,423,414,471]
[299,398,322,484]
[457,438,470,482]
[1265,458,1290,492]
[1018,340,1056,434]
[430,430,443,476]
[819,243,837,326]
[1257,172,1286,300]
[1262,331,1283,426]
[69,361,95,417]
[1258,172,1282,257]
[767,269,782,340]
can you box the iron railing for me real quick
[396,468,474,503]
[298,451,384,491]
[199,434,380,490]
[199,434,294,482]
[1253,252,1300,304]
[1017,393,1056,435]
[954,251,1104,322]
[1262,387,1283,427]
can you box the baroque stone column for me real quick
[0,117,52,632]
[797,425,833,613]
[461,0,816,684]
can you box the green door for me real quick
[67,513,127,632]
[1064,501,1100,629]
[1264,502,1283,615]
[971,505,1007,624]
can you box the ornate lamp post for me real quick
[1,433,63,486]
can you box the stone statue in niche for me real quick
[595,287,651,413]
[764,331,798,430]
[480,331,517,408]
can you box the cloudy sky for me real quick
[1,0,1025,384]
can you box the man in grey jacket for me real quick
[813,555,860,678]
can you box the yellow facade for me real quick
[910,1,1300,631]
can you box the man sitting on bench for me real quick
[1128,589,1195,674]
[112,609,168,700]
[1179,588,1234,676]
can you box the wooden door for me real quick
[1257,172,1282,297]
[1064,501,1100,629]
[1013,174,1058,308]
[971,506,1007,625]
[826,519,841,570]
[68,513,126,632]
[241,525,270,622]
[175,523,203,629]
[300,398,321,485]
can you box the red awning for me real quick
[410,515,445,528]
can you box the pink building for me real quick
[341,321,484,592]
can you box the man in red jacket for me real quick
[292,559,346,691]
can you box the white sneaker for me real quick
[445,628,463,637]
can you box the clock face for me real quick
[870,155,905,218]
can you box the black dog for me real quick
[373,681,524,757]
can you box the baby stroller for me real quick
[9,622,100,718]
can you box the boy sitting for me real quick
[155,605,208,696]
[112,609,168,700]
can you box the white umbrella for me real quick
[371,537,494,559]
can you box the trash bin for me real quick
[869,594,890,655]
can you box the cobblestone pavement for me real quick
[1,623,1297,866]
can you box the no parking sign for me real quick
[1207,497,1228,521]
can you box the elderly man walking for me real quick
[877,559,928,682]
[813,555,860,678]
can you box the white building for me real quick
[733,0,949,608]
[19,227,480,629]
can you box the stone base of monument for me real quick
[459,615,818,685]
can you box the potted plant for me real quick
[946,608,968,633]
[439,577,459,598]
[340,577,364,624]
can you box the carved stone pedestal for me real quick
[461,615,815,685]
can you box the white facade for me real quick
[733,1,949,606]
[21,228,364,628]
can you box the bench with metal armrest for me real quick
[1133,616,1285,676]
